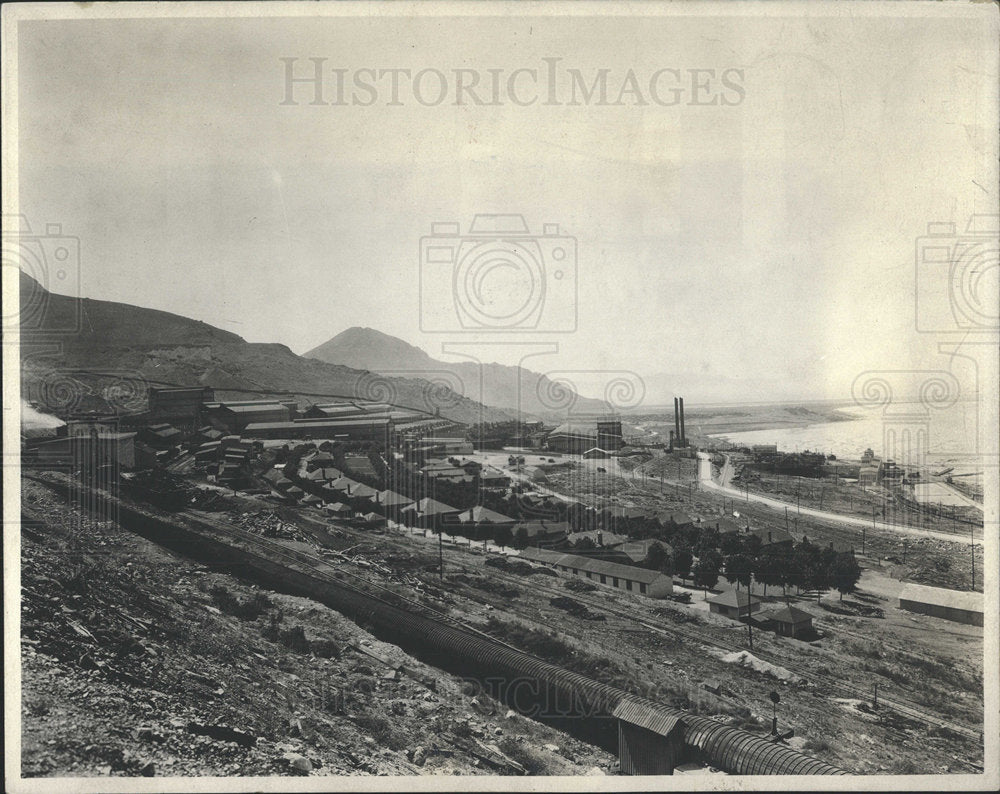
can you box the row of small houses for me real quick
[267,464,573,543]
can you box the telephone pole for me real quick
[971,524,976,590]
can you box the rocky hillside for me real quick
[18,272,510,425]
[305,327,616,419]
[20,474,614,778]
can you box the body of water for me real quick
[708,400,984,474]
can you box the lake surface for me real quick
[708,400,984,473]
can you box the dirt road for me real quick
[697,454,982,543]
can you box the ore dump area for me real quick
[19,476,613,778]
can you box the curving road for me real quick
[696,454,981,544]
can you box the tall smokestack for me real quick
[679,397,686,446]
[674,397,680,443]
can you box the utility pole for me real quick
[971,524,976,590]
[862,526,866,556]
[873,682,879,710]
[784,506,788,530]
[439,528,443,580]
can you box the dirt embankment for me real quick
[19,477,613,778]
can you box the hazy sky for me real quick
[15,5,998,404]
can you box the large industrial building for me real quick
[243,416,394,445]
[147,386,216,427]
[546,419,624,455]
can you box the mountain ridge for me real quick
[305,327,618,418]
[18,271,510,425]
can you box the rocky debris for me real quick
[548,596,606,621]
[484,557,555,577]
[185,722,257,747]
[21,476,618,779]
[135,726,165,743]
[226,510,308,542]
[282,752,313,774]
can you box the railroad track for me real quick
[296,512,983,744]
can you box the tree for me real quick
[724,552,753,591]
[573,535,596,551]
[816,547,839,602]
[513,526,529,550]
[755,545,786,596]
[693,549,723,594]
[741,533,763,558]
[642,541,669,572]
[831,552,862,601]
[494,525,513,550]
[720,532,743,556]
[787,539,812,595]
[695,527,720,557]
[672,548,693,582]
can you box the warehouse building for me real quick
[147,386,215,426]
[898,583,983,626]
[216,402,291,432]
[26,431,138,470]
[242,417,393,445]
[518,549,672,598]
[546,419,624,455]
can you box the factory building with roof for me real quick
[242,416,393,444]
[545,419,624,455]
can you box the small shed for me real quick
[707,589,762,620]
[759,605,813,638]
[613,699,686,775]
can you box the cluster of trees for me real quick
[700,538,861,602]
[628,530,861,603]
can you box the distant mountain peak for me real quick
[305,327,613,417]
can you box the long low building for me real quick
[519,548,672,598]
[898,582,983,626]
[242,417,393,444]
